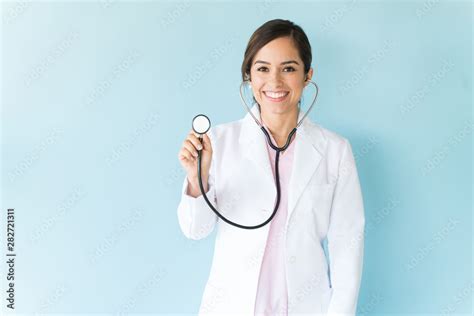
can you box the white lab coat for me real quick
[177,105,365,316]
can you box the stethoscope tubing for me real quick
[197,134,285,229]
[195,80,319,229]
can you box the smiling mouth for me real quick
[263,91,289,102]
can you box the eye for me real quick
[283,67,296,72]
[257,66,269,72]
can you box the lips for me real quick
[263,91,289,102]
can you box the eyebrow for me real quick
[254,60,300,66]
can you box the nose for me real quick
[268,69,284,88]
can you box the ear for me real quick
[304,68,314,86]
[244,72,252,82]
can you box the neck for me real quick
[258,104,299,139]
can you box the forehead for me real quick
[253,37,301,62]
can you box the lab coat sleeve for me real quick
[177,135,218,240]
[326,139,365,316]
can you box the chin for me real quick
[260,102,291,114]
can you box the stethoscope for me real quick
[191,80,319,230]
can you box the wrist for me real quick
[188,174,208,183]
[186,176,209,197]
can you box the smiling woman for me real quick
[177,19,366,316]
[242,21,314,144]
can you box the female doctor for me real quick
[177,19,365,316]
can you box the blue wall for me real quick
[1,1,471,314]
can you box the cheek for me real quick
[251,76,264,87]
[250,80,265,95]
[289,81,305,95]
[250,84,260,94]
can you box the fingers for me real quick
[183,140,199,158]
[202,133,211,147]
[178,147,194,162]
[188,131,204,150]
[178,131,202,161]
[197,133,212,152]
[178,130,212,164]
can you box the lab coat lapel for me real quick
[238,105,276,189]
[286,118,325,229]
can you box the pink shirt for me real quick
[254,126,296,316]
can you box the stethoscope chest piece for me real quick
[192,114,211,136]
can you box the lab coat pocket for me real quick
[309,182,336,209]
[308,182,336,237]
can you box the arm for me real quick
[176,135,218,240]
[326,139,365,316]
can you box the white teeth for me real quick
[264,91,289,98]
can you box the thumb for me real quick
[202,133,212,148]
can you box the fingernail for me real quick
[197,145,202,150]
[193,152,198,157]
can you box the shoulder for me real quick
[304,120,353,155]
[306,121,359,182]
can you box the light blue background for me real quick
[1,1,472,315]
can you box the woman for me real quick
[177,19,365,316]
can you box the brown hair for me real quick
[241,19,312,82]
